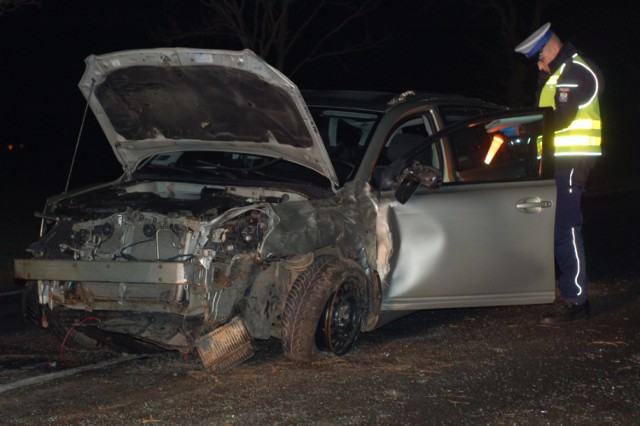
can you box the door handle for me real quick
[516,197,553,213]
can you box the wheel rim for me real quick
[317,277,364,355]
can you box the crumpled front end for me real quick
[14,184,293,353]
[15,180,381,371]
[15,183,376,351]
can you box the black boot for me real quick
[541,300,590,324]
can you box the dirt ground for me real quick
[1,272,639,425]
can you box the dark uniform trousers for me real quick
[554,157,595,305]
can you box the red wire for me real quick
[60,316,101,364]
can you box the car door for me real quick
[377,108,556,311]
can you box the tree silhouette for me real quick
[0,0,38,16]
[156,0,389,78]
[458,0,557,106]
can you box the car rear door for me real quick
[378,108,556,310]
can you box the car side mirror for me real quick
[394,162,442,204]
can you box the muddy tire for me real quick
[282,255,366,363]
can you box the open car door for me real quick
[378,107,556,310]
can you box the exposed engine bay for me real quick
[21,181,311,357]
[36,181,306,261]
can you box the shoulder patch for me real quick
[558,88,569,103]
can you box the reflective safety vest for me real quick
[538,54,602,157]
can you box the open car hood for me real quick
[79,48,338,188]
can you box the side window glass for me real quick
[412,142,440,170]
[373,114,438,188]
[377,114,436,168]
[309,108,379,184]
[444,114,544,183]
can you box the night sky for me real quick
[1,0,639,197]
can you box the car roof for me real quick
[301,90,503,113]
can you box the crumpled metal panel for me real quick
[260,181,378,263]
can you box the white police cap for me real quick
[514,22,552,58]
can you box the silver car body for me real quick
[380,181,555,310]
[14,48,556,368]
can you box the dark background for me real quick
[1,0,638,195]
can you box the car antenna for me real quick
[65,79,95,194]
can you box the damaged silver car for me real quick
[14,48,557,372]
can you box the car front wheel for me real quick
[282,255,366,363]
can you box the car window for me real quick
[377,114,437,167]
[371,113,438,188]
[308,108,380,184]
[435,113,545,183]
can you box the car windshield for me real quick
[134,108,380,188]
[134,151,332,189]
[308,107,381,184]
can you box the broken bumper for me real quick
[14,258,204,285]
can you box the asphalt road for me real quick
[0,189,638,425]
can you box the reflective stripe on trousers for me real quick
[554,163,591,304]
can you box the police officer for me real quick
[515,23,602,323]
